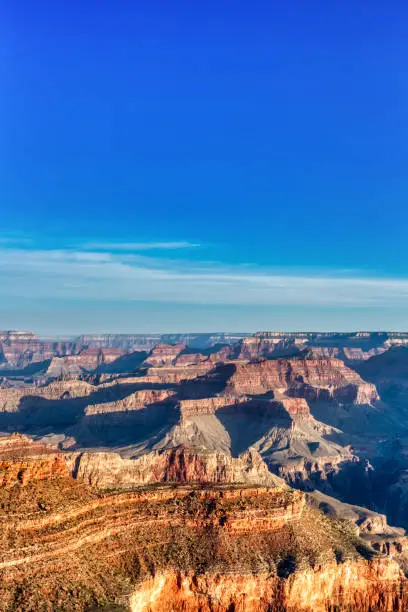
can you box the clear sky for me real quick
[1,1,407,334]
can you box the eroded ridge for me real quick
[0,437,407,611]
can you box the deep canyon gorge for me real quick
[1,330,408,610]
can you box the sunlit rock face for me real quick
[226,358,379,404]
[143,343,186,367]
[2,332,408,609]
[129,561,407,612]
[45,348,126,377]
[67,447,284,489]
[0,433,68,486]
[1,437,407,611]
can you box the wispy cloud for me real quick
[1,247,408,308]
[0,236,33,246]
[81,241,200,251]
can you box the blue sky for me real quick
[0,1,407,334]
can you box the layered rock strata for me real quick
[68,447,283,489]
[46,348,126,377]
[0,331,80,369]
[0,456,406,610]
[84,389,177,416]
[0,379,97,412]
[227,359,379,404]
[0,433,68,486]
[144,343,186,367]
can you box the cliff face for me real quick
[238,336,303,360]
[1,443,406,611]
[84,389,177,416]
[0,434,68,486]
[0,379,97,412]
[227,359,379,404]
[46,348,126,377]
[144,343,186,367]
[130,560,406,612]
[0,330,399,372]
[69,447,284,489]
[144,363,215,382]
[3,334,408,610]
[306,346,387,364]
[0,331,80,369]
[1,430,408,610]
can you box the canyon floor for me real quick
[1,331,408,610]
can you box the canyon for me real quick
[1,330,408,610]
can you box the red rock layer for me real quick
[144,343,186,367]
[0,437,407,611]
[69,447,283,489]
[0,434,68,486]
[227,359,379,404]
[130,561,407,612]
[46,347,126,376]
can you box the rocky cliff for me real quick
[68,447,283,489]
[46,348,126,377]
[2,332,408,610]
[0,379,97,412]
[84,389,177,416]
[130,560,407,612]
[0,331,81,369]
[238,336,303,360]
[144,343,186,367]
[0,442,406,611]
[227,358,379,404]
[0,433,68,486]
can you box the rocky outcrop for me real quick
[238,336,303,360]
[144,343,186,367]
[85,389,177,416]
[46,348,126,377]
[69,447,284,489]
[174,353,209,366]
[0,433,68,486]
[75,333,162,350]
[0,436,407,610]
[343,347,387,362]
[129,560,406,612]
[280,397,311,418]
[178,395,311,422]
[46,356,85,378]
[273,455,358,491]
[144,364,215,382]
[0,379,97,412]
[179,395,248,418]
[0,330,81,369]
[306,346,387,363]
[227,359,379,404]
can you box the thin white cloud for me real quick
[0,236,32,246]
[82,241,200,251]
[0,247,408,307]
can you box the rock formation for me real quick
[144,343,186,367]
[0,331,80,369]
[0,436,407,611]
[0,433,68,486]
[69,447,284,489]
[226,358,379,404]
[46,348,126,377]
[2,331,408,609]
[0,379,97,412]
